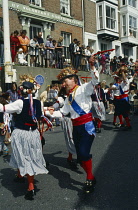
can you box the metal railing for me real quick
[5,45,94,71]
[26,46,71,69]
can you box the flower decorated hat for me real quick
[57,67,78,83]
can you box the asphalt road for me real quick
[0,114,138,210]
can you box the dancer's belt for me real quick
[114,94,128,100]
[71,113,93,126]
[24,123,36,126]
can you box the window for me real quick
[122,0,126,5]
[99,5,103,29]
[124,48,129,57]
[61,31,71,61]
[60,0,70,16]
[29,0,41,7]
[129,16,137,38]
[30,25,43,39]
[61,31,71,46]
[128,0,136,7]
[106,6,116,30]
[122,15,126,36]
[101,43,107,51]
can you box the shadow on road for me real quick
[44,151,83,193]
[0,168,27,197]
[73,115,138,209]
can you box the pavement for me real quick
[0,114,138,210]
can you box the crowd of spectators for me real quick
[9,30,65,68]
[1,25,138,74]
[0,28,66,68]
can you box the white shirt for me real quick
[0,99,23,114]
[0,97,41,114]
[45,72,98,119]
[112,78,129,96]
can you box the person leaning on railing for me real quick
[29,35,39,67]
[18,30,30,54]
[45,36,55,68]
[55,36,64,69]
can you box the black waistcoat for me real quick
[15,99,42,131]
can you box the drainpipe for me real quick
[2,0,13,90]
[82,0,85,45]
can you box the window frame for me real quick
[122,15,127,36]
[106,5,116,30]
[60,0,70,16]
[30,24,43,39]
[61,31,71,47]
[101,43,107,51]
[29,0,42,7]
[128,0,136,7]
[129,15,137,38]
[98,5,103,29]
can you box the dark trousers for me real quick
[72,124,94,163]
[114,99,130,118]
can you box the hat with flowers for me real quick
[57,67,78,83]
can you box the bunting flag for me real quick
[93,49,115,56]
[28,94,37,123]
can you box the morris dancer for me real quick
[0,82,48,200]
[91,83,106,133]
[56,87,77,169]
[111,74,124,127]
[45,67,98,193]
[110,65,131,130]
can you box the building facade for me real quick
[96,0,138,60]
[0,0,138,60]
[0,0,83,48]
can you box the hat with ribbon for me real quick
[57,67,78,83]
[19,81,36,94]
[22,81,34,90]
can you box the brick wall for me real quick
[0,1,83,42]
[43,0,82,21]
[71,0,82,21]
[42,0,60,14]
[84,0,96,34]
[12,0,29,5]
[9,11,22,33]
[0,9,22,34]
[51,22,83,44]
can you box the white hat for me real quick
[112,74,119,78]
[19,48,23,52]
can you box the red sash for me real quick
[114,94,128,100]
[71,113,93,126]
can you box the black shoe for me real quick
[118,123,125,128]
[113,122,118,126]
[67,159,78,170]
[96,128,101,133]
[83,178,96,193]
[24,190,36,200]
[84,177,96,185]
[13,176,25,183]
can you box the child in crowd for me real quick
[17,48,28,66]
[0,93,11,156]
[129,90,136,114]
